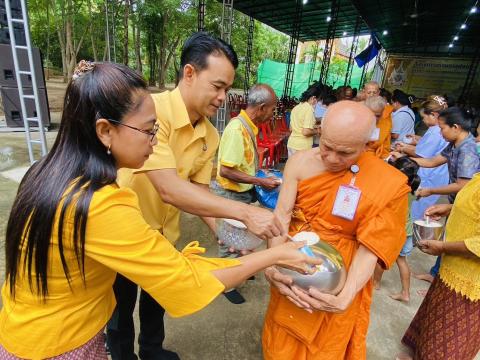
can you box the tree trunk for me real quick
[123,0,129,65]
[88,0,98,61]
[134,15,142,73]
[157,13,168,89]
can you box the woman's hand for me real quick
[424,204,452,220]
[418,240,445,256]
[390,151,406,160]
[415,188,432,199]
[264,267,312,312]
[396,142,415,154]
[274,241,323,274]
[405,134,420,145]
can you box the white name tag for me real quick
[369,127,380,141]
[332,185,361,221]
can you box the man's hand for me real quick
[264,267,312,312]
[258,177,281,191]
[243,206,284,240]
[291,286,351,314]
[424,204,452,220]
[415,188,432,199]
[418,240,444,256]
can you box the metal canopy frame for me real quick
[459,44,480,105]
[282,0,303,97]
[224,0,480,56]
[307,41,319,85]
[216,0,234,134]
[344,15,361,86]
[197,0,206,32]
[243,15,254,97]
[319,0,340,85]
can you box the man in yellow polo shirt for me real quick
[107,33,283,360]
[213,84,281,304]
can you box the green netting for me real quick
[257,58,365,98]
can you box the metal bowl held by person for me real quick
[412,218,445,247]
[279,231,347,295]
[216,218,263,251]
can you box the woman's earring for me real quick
[107,145,111,155]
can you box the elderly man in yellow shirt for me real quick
[213,83,282,304]
[108,33,284,360]
[287,85,322,156]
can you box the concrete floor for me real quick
[0,128,477,360]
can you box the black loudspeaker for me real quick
[0,25,25,45]
[0,8,23,27]
[0,44,45,88]
[1,86,51,127]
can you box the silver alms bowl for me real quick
[412,219,445,247]
[279,239,347,295]
[216,218,263,251]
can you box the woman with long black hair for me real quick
[0,61,318,359]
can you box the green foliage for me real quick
[27,0,290,89]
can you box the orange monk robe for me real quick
[262,152,410,360]
[367,104,393,159]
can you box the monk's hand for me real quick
[264,267,313,313]
[417,240,445,256]
[242,206,283,240]
[291,287,351,314]
[274,241,323,274]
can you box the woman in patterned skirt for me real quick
[397,173,480,360]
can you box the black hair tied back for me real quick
[388,157,421,194]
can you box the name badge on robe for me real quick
[332,164,361,221]
[369,128,380,141]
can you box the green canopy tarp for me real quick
[257,59,365,98]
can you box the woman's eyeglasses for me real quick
[107,118,159,142]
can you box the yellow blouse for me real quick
[287,102,316,151]
[0,184,240,359]
[439,173,480,301]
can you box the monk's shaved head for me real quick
[323,101,376,142]
[319,101,376,172]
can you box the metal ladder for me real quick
[4,0,48,164]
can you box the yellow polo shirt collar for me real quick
[239,109,259,136]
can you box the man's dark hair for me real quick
[179,32,238,79]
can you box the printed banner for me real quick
[382,56,480,104]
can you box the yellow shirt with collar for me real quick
[216,110,258,193]
[287,101,315,150]
[0,184,239,359]
[117,87,219,244]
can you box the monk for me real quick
[363,81,393,159]
[262,101,410,359]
